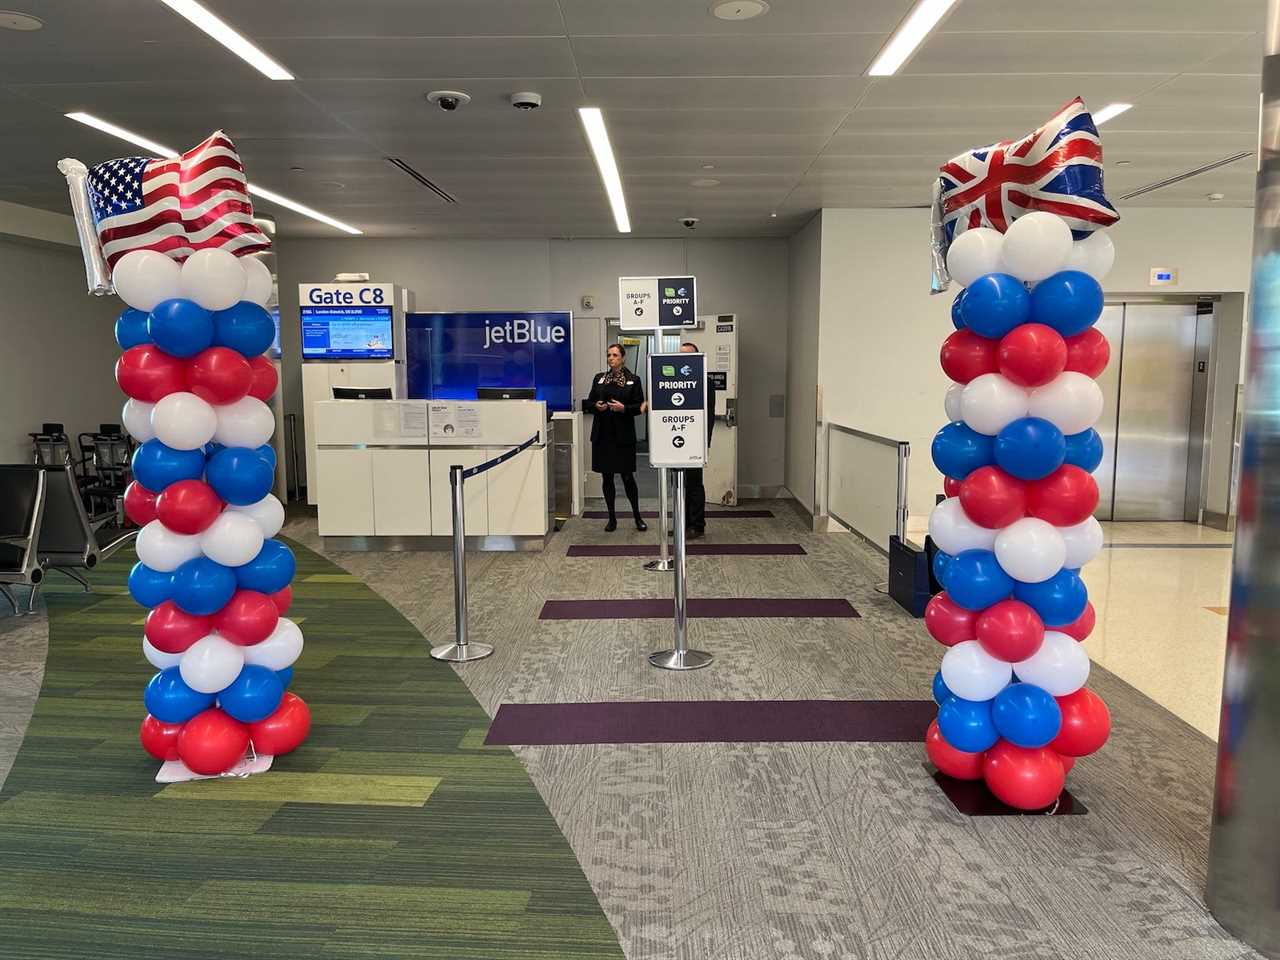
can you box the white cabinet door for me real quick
[486,447,547,536]
[429,450,489,536]
[371,449,433,535]
[316,449,374,535]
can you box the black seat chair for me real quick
[0,465,47,615]
[78,425,133,526]
[36,464,137,598]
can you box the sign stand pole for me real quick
[643,467,673,572]
[432,465,494,662]
[648,470,712,671]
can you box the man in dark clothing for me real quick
[679,341,716,539]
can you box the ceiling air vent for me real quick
[386,157,457,204]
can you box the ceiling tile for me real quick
[208,0,566,37]
[572,35,884,78]
[943,0,1262,33]
[561,0,914,35]
[860,74,1168,109]
[267,37,577,80]
[583,76,871,110]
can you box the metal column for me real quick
[643,467,673,572]
[648,470,712,670]
[1207,7,1280,953]
[431,465,494,662]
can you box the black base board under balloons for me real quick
[926,764,1088,816]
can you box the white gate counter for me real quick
[312,399,550,550]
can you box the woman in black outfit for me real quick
[583,343,648,532]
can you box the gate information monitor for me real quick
[647,352,706,468]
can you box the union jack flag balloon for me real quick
[931,98,1120,292]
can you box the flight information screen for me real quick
[301,305,394,360]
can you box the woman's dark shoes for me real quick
[604,518,617,532]
[635,518,648,532]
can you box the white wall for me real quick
[786,214,821,512]
[276,235,789,492]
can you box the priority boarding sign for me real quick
[648,353,707,468]
[619,276,696,330]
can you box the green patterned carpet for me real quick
[0,541,623,960]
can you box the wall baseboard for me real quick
[740,483,787,500]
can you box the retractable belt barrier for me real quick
[431,432,540,663]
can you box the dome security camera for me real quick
[510,92,542,110]
[680,217,700,230]
[427,90,471,112]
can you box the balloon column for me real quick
[926,211,1114,810]
[115,248,311,777]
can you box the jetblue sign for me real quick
[619,275,697,330]
[482,316,567,350]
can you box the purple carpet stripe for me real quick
[484,699,936,745]
[566,543,806,557]
[581,509,774,519]
[538,597,857,619]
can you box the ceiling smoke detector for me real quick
[711,0,769,20]
[510,92,542,110]
[0,9,42,30]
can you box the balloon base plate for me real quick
[156,753,274,784]
[926,764,1087,816]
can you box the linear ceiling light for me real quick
[867,0,960,77]
[1091,102,1134,126]
[578,107,631,234]
[158,0,294,80]
[65,111,362,235]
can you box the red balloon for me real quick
[925,719,984,780]
[155,479,224,535]
[1059,754,1076,775]
[925,592,977,646]
[247,355,279,401]
[997,323,1067,388]
[145,601,212,654]
[1059,601,1096,641]
[212,590,280,646]
[248,692,311,756]
[115,344,186,402]
[982,741,1066,811]
[1027,465,1098,527]
[940,329,999,384]
[269,585,293,615]
[123,480,159,527]
[1064,328,1110,378]
[177,708,250,775]
[186,346,253,405]
[942,476,962,498]
[1051,688,1111,757]
[959,466,1028,529]
[975,599,1045,662]
[139,714,184,761]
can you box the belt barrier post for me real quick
[431,464,494,663]
[643,467,673,572]
[648,469,712,670]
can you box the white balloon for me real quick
[200,512,265,567]
[928,497,998,556]
[228,494,285,539]
[112,250,181,312]
[1064,229,1115,282]
[1000,212,1073,282]
[180,249,247,311]
[994,518,1066,584]
[1060,516,1104,568]
[941,640,1014,702]
[179,633,245,694]
[143,636,183,671]
[213,397,275,449]
[122,399,156,443]
[1013,630,1090,696]
[150,391,217,451]
[1027,372,1104,435]
[135,520,204,573]
[242,256,274,307]
[944,382,965,423]
[946,227,1005,288]
[960,373,1029,436]
[243,618,303,671]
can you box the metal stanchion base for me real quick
[431,642,495,662]
[643,558,674,572]
[648,648,713,670]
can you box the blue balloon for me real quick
[931,421,994,480]
[132,439,206,493]
[1014,567,1088,626]
[206,447,274,506]
[218,665,285,723]
[256,444,278,470]
[994,417,1066,481]
[171,557,237,616]
[144,667,216,724]
[129,561,174,608]
[959,273,1031,339]
[945,549,1015,611]
[1029,270,1103,337]
[1064,428,1104,473]
[950,289,966,330]
[932,549,953,585]
[276,666,294,689]
[147,298,214,358]
[213,302,275,357]
[938,695,1000,753]
[992,682,1062,748]
[236,539,296,594]
[932,670,953,706]
[115,307,151,349]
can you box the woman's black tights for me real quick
[602,473,641,521]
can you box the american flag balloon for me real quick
[87,130,271,270]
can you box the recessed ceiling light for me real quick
[157,0,293,80]
[1114,159,1132,166]
[0,10,43,30]
[769,212,778,219]
[1207,192,1225,202]
[867,0,960,77]
[691,178,720,188]
[701,163,716,170]
[711,0,769,20]
[1092,102,1133,126]
[578,107,631,234]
